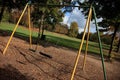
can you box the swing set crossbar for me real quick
[35,3,90,8]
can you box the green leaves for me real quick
[31,0,64,28]
[68,22,79,37]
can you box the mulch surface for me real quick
[0,36,120,80]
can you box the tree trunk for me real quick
[34,23,41,51]
[108,23,119,59]
[40,14,45,40]
[116,38,120,53]
[0,1,5,22]
[41,21,44,38]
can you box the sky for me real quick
[61,0,104,33]
[62,7,97,33]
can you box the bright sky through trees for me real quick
[62,7,98,33]
[62,0,102,33]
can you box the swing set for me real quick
[2,1,107,80]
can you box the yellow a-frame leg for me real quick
[3,3,28,55]
[70,7,92,80]
[28,5,32,48]
[82,10,92,70]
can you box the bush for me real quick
[89,32,98,42]
[2,10,10,22]
[45,24,53,31]
[54,24,68,34]
[101,35,112,45]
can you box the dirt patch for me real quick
[0,36,120,80]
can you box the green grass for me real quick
[0,22,118,57]
[43,31,111,55]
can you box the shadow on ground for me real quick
[0,64,33,80]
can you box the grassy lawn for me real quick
[0,22,118,58]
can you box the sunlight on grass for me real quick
[0,22,113,56]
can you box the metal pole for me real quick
[70,7,92,80]
[36,3,90,8]
[3,3,28,55]
[92,6,107,80]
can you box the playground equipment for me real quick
[70,6,107,80]
[3,1,32,54]
[2,1,107,80]
[70,6,92,80]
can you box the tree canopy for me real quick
[81,0,120,59]
[81,0,120,27]
[68,21,79,37]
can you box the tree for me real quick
[0,0,64,38]
[116,32,120,53]
[117,38,120,52]
[54,23,68,34]
[68,22,78,37]
[0,0,5,22]
[0,0,28,22]
[31,0,64,39]
[81,0,120,59]
[77,32,88,40]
